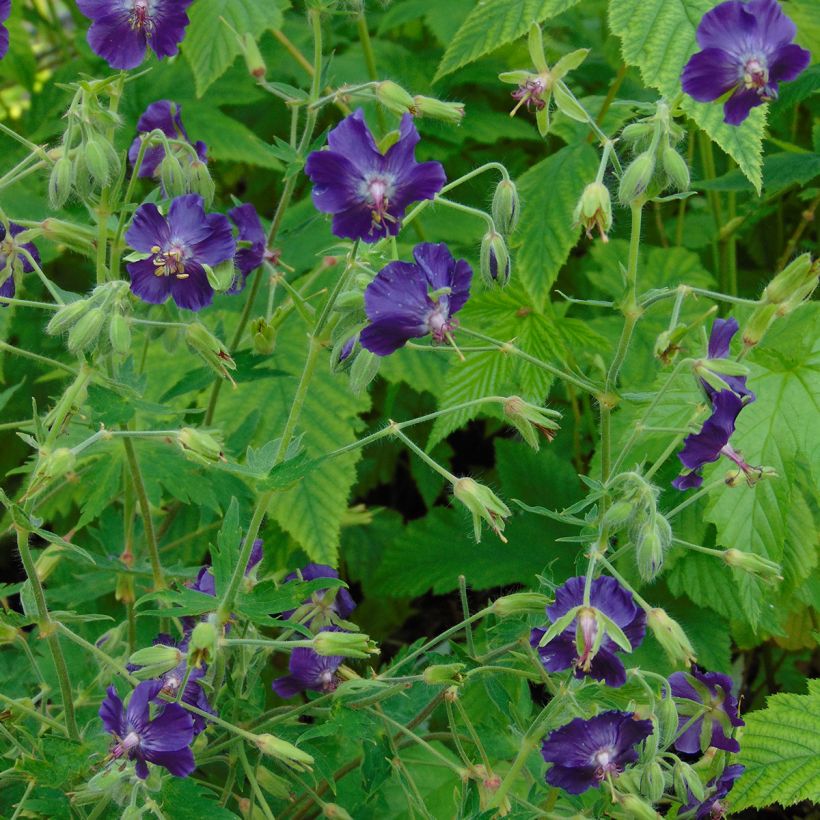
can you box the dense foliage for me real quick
[0,0,818,818]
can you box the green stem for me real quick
[458,575,475,656]
[238,744,276,820]
[433,197,495,230]
[665,475,727,519]
[16,248,64,305]
[0,341,79,376]
[0,692,68,734]
[14,528,79,740]
[392,427,458,483]
[10,779,35,820]
[55,622,139,684]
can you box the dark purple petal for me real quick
[125,680,162,735]
[191,566,216,597]
[99,686,125,737]
[86,10,147,69]
[147,2,192,60]
[129,100,191,178]
[360,320,426,356]
[0,0,9,24]
[673,471,704,490]
[530,629,576,673]
[272,646,344,698]
[682,48,741,102]
[247,538,264,573]
[675,717,705,754]
[585,648,628,688]
[0,26,8,62]
[281,563,356,622]
[325,108,380,164]
[144,746,196,778]
[134,758,150,780]
[363,260,431,340]
[335,206,394,243]
[708,317,738,359]
[189,213,236,267]
[677,390,743,471]
[128,257,172,305]
[768,42,811,83]
[695,1,758,52]
[545,765,598,794]
[724,87,765,125]
[126,203,170,252]
[167,194,213,247]
[389,161,446,212]
[139,702,194,753]
[271,674,307,699]
[229,204,266,278]
[305,151,363,214]
[168,261,213,312]
[0,272,14,301]
[747,0,798,46]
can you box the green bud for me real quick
[177,427,225,465]
[115,573,135,605]
[129,644,183,675]
[0,621,18,644]
[619,122,654,149]
[189,620,218,668]
[453,477,511,543]
[255,765,292,799]
[48,157,74,209]
[239,32,267,79]
[334,290,365,310]
[616,794,660,820]
[503,395,560,450]
[647,608,696,668]
[574,181,612,242]
[35,544,64,582]
[412,95,465,124]
[723,549,782,584]
[67,307,106,354]
[185,322,237,383]
[640,761,666,803]
[422,663,465,686]
[313,630,378,659]
[635,523,664,581]
[189,160,215,207]
[255,733,314,771]
[674,761,705,804]
[204,258,237,292]
[553,82,587,122]
[492,591,551,617]
[46,299,90,336]
[480,229,511,286]
[29,447,77,497]
[375,81,415,116]
[603,499,635,530]
[251,316,277,355]
[84,135,112,187]
[109,313,131,356]
[742,303,778,348]
[72,154,92,199]
[657,695,679,748]
[348,348,380,396]
[618,152,655,206]
[491,178,520,235]
[661,143,690,191]
[764,253,817,306]
[323,805,353,820]
[160,152,186,198]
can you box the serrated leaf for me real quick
[212,497,241,596]
[513,143,599,308]
[160,778,239,819]
[731,680,820,811]
[183,0,284,97]
[608,0,765,192]
[435,0,581,80]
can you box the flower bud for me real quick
[46,299,90,336]
[189,621,218,667]
[109,313,131,356]
[492,591,551,617]
[657,695,679,748]
[313,630,377,659]
[251,317,277,355]
[177,427,225,466]
[661,143,690,191]
[480,230,511,286]
[204,259,238,292]
[375,81,415,116]
[35,544,64,582]
[674,761,705,804]
[115,573,135,605]
[573,181,612,242]
[412,95,465,124]
[323,805,353,820]
[422,663,465,686]
[129,644,183,676]
[503,395,560,450]
[49,157,74,209]
[255,733,314,771]
[84,135,113,187]
[452,477,511,543]
[255,765,291,799]
[640,761,665,803]
[618,152,655,206]
[603,500,635,530]
[349,348,381,396]
[160,151,187,198]
[742,303,778,348]
[0,622,18,644]
[763,253,816,306]
[239,32,267,79]
[647,608,696,668]
[635,523,664,581]
[189,160,215,207]
[619,122,654,148]
[491,178,520,235]
[67,307,106,353]
[29,447,77,497]
[722,549,782,584]
[185,322,237,383]
[616,794,660,820]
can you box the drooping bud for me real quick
[251,317,277,355]
[255,734,314,771]
[348,348,381,396]
[618,152,655,206]
[452,477,511,543]
[661,142,690,191]
[46,299,90,336]
[480,229,511,286]
[109,313,131,356]
[35,544,64,582]
[422,663,465,686]
[574,181,612,242]
[129,644,184,677]
[28,447,77,498]
[492,591,551,617]
[189,621,218,667]
[177,427,226,466]
[763,253,817,307]
[640,761,665,803]
[412,96,465,124]
[742,303,778,348]
[647,608,696,668]
[204,258,238,292]
[49,157,74,209]
[616,794,661,820]
[313,630,378,659]
[375,81,416,116]
[722,549,782,584]
[189,160,215,207]
[502,395,560,450]
[67,307,106,354]
[84,135,113,187]
[491,178,520,235]
[255,766,291,800]
[239,32,267,79]
[185,322,237,383]
[635,514,671,582]
[159,152,187,198]
[602,500,635,530]
[674,761,705,805]
[619,122,655,149]
[656,694,679,748]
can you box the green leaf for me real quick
[160,778,239,819]
[513,143,599,308]
[608,0,765,192]
[731,679,820,811]
[435,0,581,80]
[696,151,820,195]
[184,0,285,97]
[212,497,241,596]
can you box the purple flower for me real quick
[128,101,207,179]
[305,109,445,243]
[281,563,357,627]
[99,680,195,780]
[227,204,268,294]
[271,628,345,699]
[530,576,646,688]
[77,0,194,71]
[360,242,472,356]
[189,539,264,599]
[682,764,745,819]
[702,318,755,403]
[669,666,745,754]
[682,0,811,125]
[125,194,235,312]
[0,0,10,61]
[0,222,40,305]
[540,710,653,794]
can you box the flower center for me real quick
[318,669,338,692]
[511,75,549,115]
[361,174,396,232]
[426,304,452,342]
[130,0,153,34]
[592,747,619,781]
[741,55,775,98]
[576,607,599,671]
[151,243,189,279]
[113,730,141,759]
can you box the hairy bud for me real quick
[185,322,237,383]
[48,157,74,209]
[177,427,226,466]
[129,644,183,677]
[251,317,277,355]
[480,229,511,286]
[375,81,415,116]
[46,299,90,336]
[109,313,131,356]
[255,733,314,771]
[574,181,612,242]
[503,395,560,450]
[647,608,696,668]
[763,253,817,307]
[453,477,511,543]
[722,549,782,584]
[422,663,465,686]
[313,630,377,659]
[491,178,520,235]
[492,591,551,617]
[661,143,690,191]
[67,307,106,354]
[412,95,465,124]
[618,152,655,206]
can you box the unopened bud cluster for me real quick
[374,81,465,124]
